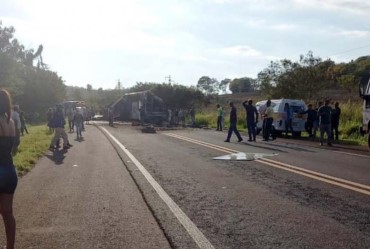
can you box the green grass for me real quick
[196,100,367,145]
[13,125,53,174]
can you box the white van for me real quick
[255,99,307,137]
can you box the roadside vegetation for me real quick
[1,20,369,174]
[13,125,52,174]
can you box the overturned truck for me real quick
[111,90,167,124]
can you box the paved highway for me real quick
[1,123,369,248]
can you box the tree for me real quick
[196,76,219,95]
[229,77,255,93]
[257,51,332,99]
[219,78,231,94]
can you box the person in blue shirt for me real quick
[284,103,294,137]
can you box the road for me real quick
[1,123,369,248]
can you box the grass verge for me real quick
[13,125,52,175]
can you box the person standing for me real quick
[313,101,322,140]
[284,103,294,137]
[318,100,332,146]
[189,107,196,126]
[331,102,341,140]
[224,102,243,142]
[0,89,18,249]
[49,105,72,150]
[46,108,54,133]
[11,106,21,156]
[300,104,316,138]
[20,111,29,136]
[67,108,75,133]
[262,100,275,141]
[216,104,223,131]
[74,108,84,140]
[242,99,258,141]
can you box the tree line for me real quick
[196,51,370,100]
[2,20,370,120]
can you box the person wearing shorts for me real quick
[0,89,18,249]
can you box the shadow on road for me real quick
[45,149,67,165]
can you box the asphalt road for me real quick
[1,123,369,249]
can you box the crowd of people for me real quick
[219,99,341,146]
[46,105,94,149]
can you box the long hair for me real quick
[0,89,12,123]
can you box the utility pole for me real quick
[116,79,121,90]
[165,75,172,84]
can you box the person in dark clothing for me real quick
[313,101,322,139]
[216,104,223,131]
[20,111,29,136]
[318,100,332,146]
[242,99,258,141]
[0,89,18,249]
[300,104,317,138]
[331,102,341,140]
[224,102,243,142]
[49,105,72,150]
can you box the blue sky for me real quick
[1,0,370,89]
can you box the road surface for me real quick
[1,123,369,248]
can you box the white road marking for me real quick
[101,127,215,249]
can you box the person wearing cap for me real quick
[242,99,258,141]
[224,102,243,143]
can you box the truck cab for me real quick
[359,71,370,150]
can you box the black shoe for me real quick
[67,143,73,147]
[247,139,252,142]
[327,143,333,146]
[320,142,324,146]
[238,139,243,142]
[224,140,230,142]
[63,146,69,150]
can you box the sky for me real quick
[1,0,370,90]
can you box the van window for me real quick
[291,105,304,113]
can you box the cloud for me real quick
[270,24,297,31]
[338,30,370,38]
[293,0,370,14]
[222,45,262,57]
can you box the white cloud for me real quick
[270,24,297,31]
[338,30,370,38]
[222,45,262,57]
[293,0,370,14]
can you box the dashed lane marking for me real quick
[164,133,370,196]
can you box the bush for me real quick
[196,113,216,127]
